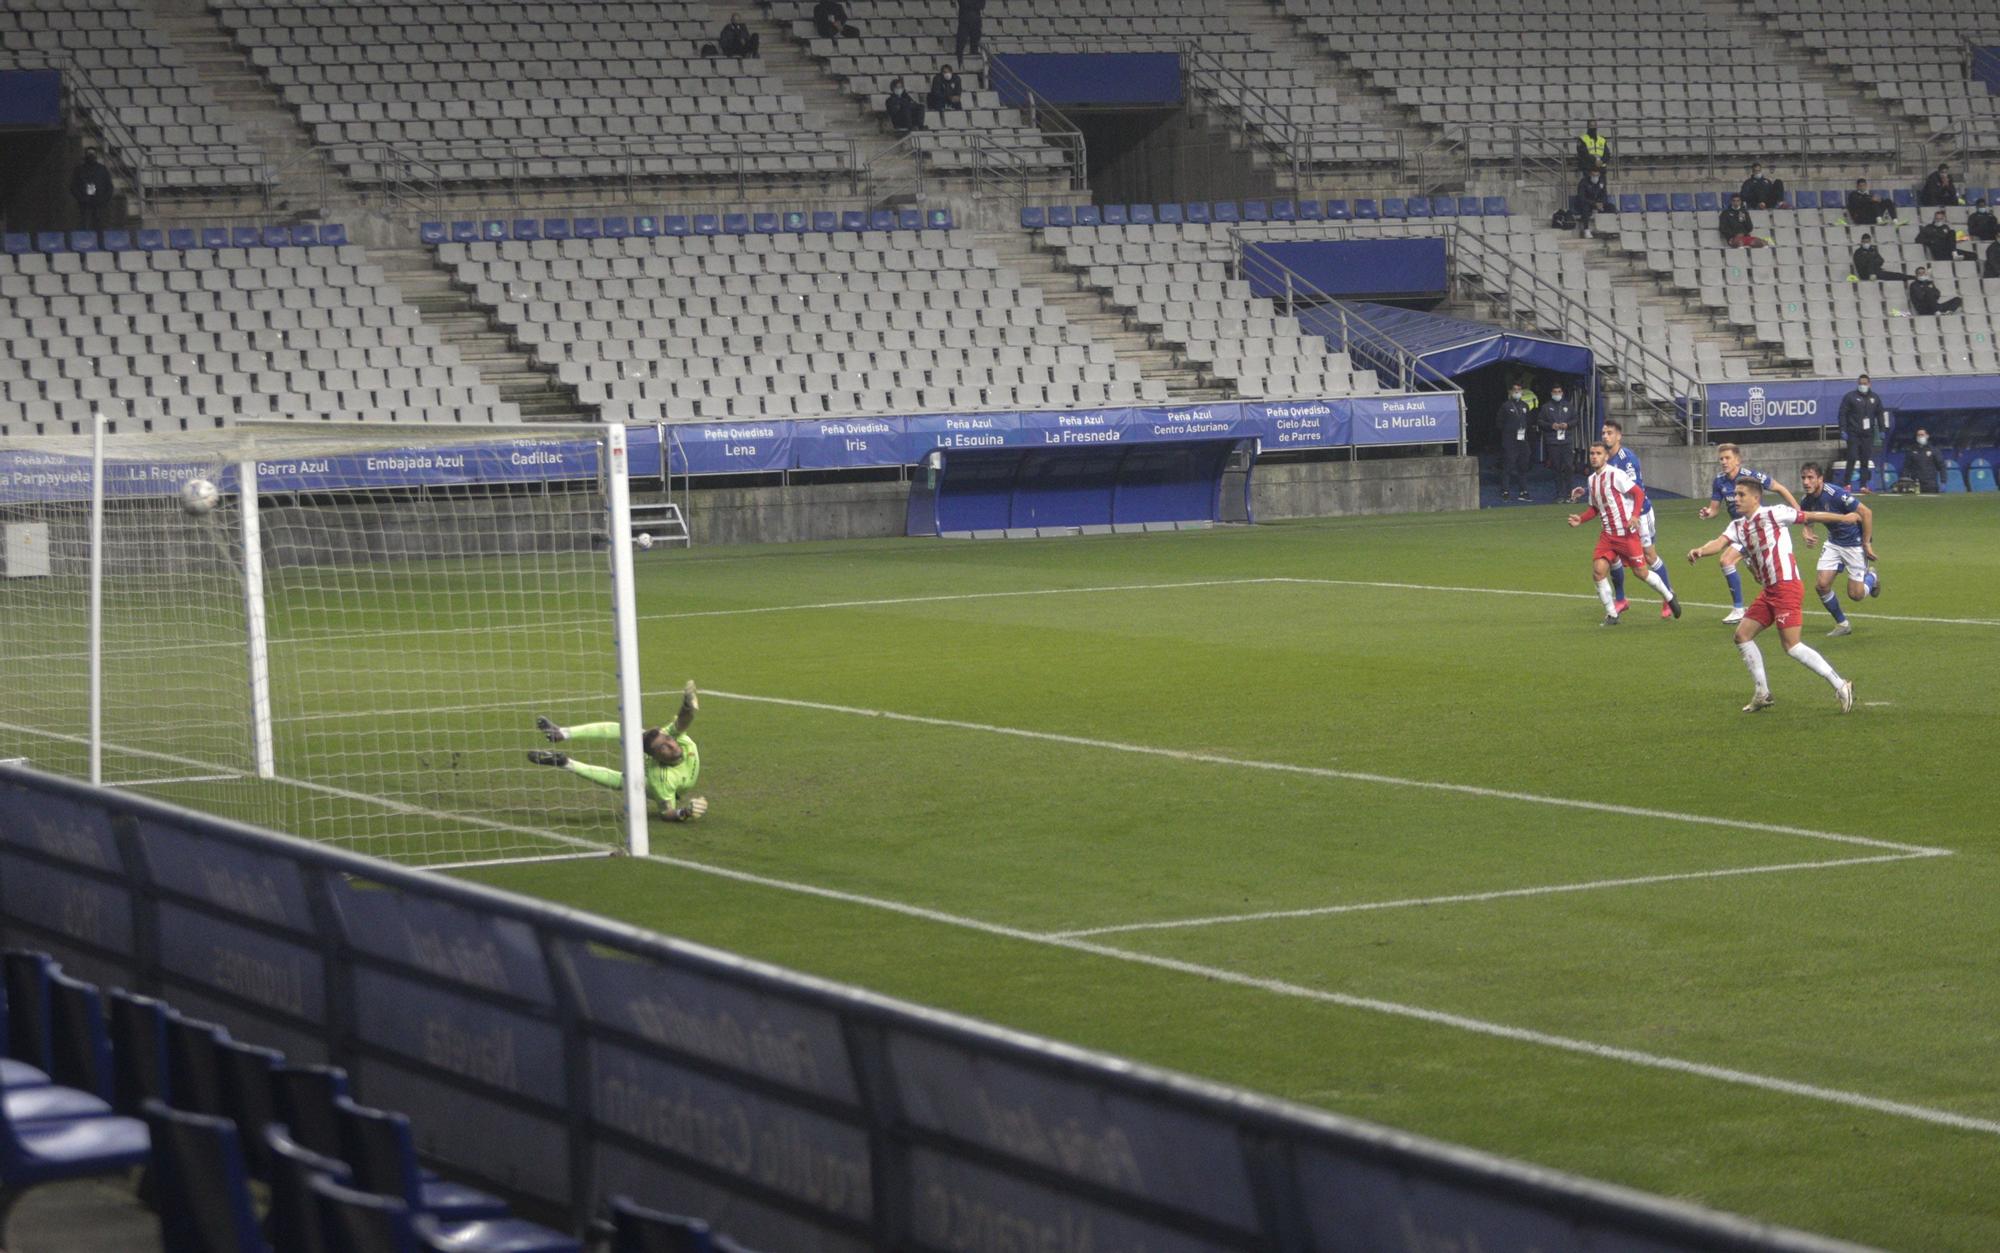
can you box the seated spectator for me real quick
[1916,210,1975,262]
[1845,177,1895,226]
[1573,166,1610,237]
[1968,197,1998,242]
[1903,429,1946,493]
[1739,164,1782,211]
[1718,195,1757,245]
[718,14,759,57]
[885,79,925,134]
[1848,234,1910,283]
[1987,239,2000,280]
[927,64,963,112]
[1575,123,1609,173]
[1918,163,1961,207]
[1907,266,1963,315]
[813,0,858,39]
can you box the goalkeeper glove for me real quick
[679,680,699,719]
[673,796,708,821]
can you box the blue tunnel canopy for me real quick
[1307,302,1595,381]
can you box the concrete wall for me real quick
[1251,454,1479,520]
[1642,441,1842,501]
[686,480,911,545]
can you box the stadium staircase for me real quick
[1573,234,1807,379]
[373,246,590,421]
[989,229,1230,402]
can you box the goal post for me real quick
[0,420,650,868]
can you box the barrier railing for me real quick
[0,763,1874,1253]
[1,52,151,215]
[981,52,1090,195]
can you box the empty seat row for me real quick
[3,225,349,256]
[422,207,953,246]
[1021,195,1513,230]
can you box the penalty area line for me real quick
[628,848,2000,1140]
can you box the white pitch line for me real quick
[702,689,1949,856]
[1267,577,2000,627]
[637,577,1285,622]
[629,846,2000,1139]
[1047,851,1945,939]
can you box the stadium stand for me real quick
[1744,0,2000,141]
[440,224,1168,421]
[0,230,516,438]
[212,0,851,188]
[1,0,267,195]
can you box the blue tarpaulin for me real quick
[1306,302,1594,382]
[991,54,1182,106]
[0,71,61,129]
[1246,240,1449,301]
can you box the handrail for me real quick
[1181,42,1302,191]
[1,51,152,215]
[983,51,1090,192]
[1449,226,1701,438]
[859,131,925,208]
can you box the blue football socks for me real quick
[1820,591,1848,624]
[1724,565,1744,609]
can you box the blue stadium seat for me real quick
[661,215,692,236]
[1892,188,1915,207]
[896,209,922,230]
[1694,192,1719,212]
[1820,190,1844,209]
[0,1088,148,1216]
[1483,196,1509,215]
[164,1013,230,1120]
[1942,459,1965,492]
[602,217,630,239]
[1212,201,1238,223]
[36,231,68,252]
[1618,194,1643,214]
[1454,195,1479,216]
[213,1037,282,1178]
[1408,197,1433,217]
[136,229,164,251]
[415,1212,583,1253]
[100,229,131,252]
[509,219,538,241]
[166,229,196,250]
[1102,204,1129,226]
[1381,197,1406,218]
[572,218,600,239]
[69,231,99,253]
[541,219,570,241]
[605,1195,713,1253]
[265,1123,353,1253]
[1130,203,1156,225]
[479,221,506,241]
[1966,185,1988,203]
[264,225,293,247]
[142,1100,263,1253]
[867,209,893,231]
[1184,203,1211,224]
[1155,203,1182,224]
[1074,205,1100,226]
[1970,457,1996,492]
[752,213,778,233]
[293,224,320,247]
[419,222,445,245]
[1426,196,1453,217]
[321,224,347,246]
[46,971,113,1105]
[1,233,28,255]
[0,956,109,1125]
[838,210,865,232]
[1877,457,1900,489]
[230,227,258,248]
[1642,194,1669,213]
[334,1096,508,1222]
[1242,200,1268,221]
[1298,199,1323,220]
[724,213,751,235]
[925,207,952,229]
[1047,205,1073,227]
[1669,193,1694,213]
[1270,199,1294,221]
[1020,206,1046,229]
[1323,199,1349,220]
[311,1173,413,1253]
[449,222,476,243]
[633,215,660,237]
[1354,199,1379,219]
[807,211,835,232]
[272,1064,351,1162]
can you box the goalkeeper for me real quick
[528,680,707,821]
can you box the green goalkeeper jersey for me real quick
[647,730,700,812]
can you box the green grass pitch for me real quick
[35,494,2000,1249]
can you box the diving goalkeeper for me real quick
[528,680,707,821]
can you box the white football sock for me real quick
[1786,642,1844,689]
[1639,567,1674,600]
[1596,577,1617,612]
[1737,640,1769,693]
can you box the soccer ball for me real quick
[634,532,655,550]
[180,478,219,516]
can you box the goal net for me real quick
[0,422,648,868]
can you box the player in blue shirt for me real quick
[1597,420,1677,616]
[1696,444,1800,623]
[1796,461,1879,636]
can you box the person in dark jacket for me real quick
[1739,164,1780,210]
[1987,239,2000,280]
[1537,382,1581,500]
[1916,210,1975,262]
[1497,382,1534,501]
[1836,375,1886,490]
[1718,195,1755,245]
[1907,267,1963,316]
[1845,177,1894,226]
[1902,428,1946,493]
[1967,197,1997,242]
[1918,164,1961,207]
[1849,234,1911,283]
[954,0,984,59]
[1574,166,1610,237]
[927,64,962,113]
[884,79,925,134]
[1575,123,1609,173]
[812,0,857,39]
[70,148,113,232]
[718,14,759,56]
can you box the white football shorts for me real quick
[1816,541,1868,581]
[1638,505,1657,547]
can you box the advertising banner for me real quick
[1350,392,1464,445]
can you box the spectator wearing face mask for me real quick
[1836,375,1884,491]
[1902,428,1945,493]
[1739,163,1783,211]
[1848,234,1911,283]
[1916,210,1975,262]
[1918,164,1961,207]
[1845,178,1895,227]
[1907,266,1963,316]
[1719,195,1756,246]
[1987,239,2000,281]
[1967,198,1998,242]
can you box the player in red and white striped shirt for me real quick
[1687,476,1856,712]
[1567,441,1682,625]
